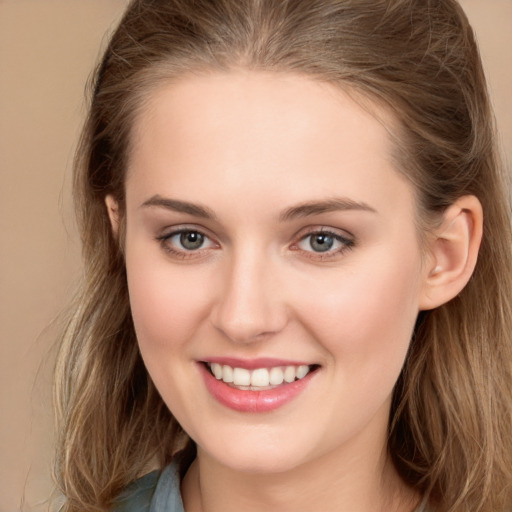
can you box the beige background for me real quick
[0,1,510,510]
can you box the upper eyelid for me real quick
[292,225,355,242]
[156,226,217,250]
[157,224,215,240]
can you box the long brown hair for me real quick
[54,1,512,510]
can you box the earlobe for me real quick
[105,195,120,237]
[419,195,483,311]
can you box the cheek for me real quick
[292,249,422,376]
[125,247,211,357]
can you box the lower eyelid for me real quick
[156,228,218,256]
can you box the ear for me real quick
[105,195,120,237]
[419,195,483,311]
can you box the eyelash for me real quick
[156,228,218,259]
[292,229,355,260]
[156,227,355,260]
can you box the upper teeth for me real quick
[208,363,311,387]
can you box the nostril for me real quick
[209,267,288,343]
[211,318,281,345]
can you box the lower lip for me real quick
[199,363,316,413]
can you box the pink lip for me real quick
[198,362,317,413]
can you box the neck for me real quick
[181,429,419,512]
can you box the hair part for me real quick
[55,1,512,510]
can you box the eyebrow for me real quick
[140,194,377,222]
[279,197,377,221]
[140,195,217,219]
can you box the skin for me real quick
[106,71,482,512]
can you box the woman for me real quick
[54,0,512,511]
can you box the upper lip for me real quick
[201,357,315,370]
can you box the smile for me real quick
[200,360,319,413]
[207,362,312,389]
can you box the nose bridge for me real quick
[212,243,286,343]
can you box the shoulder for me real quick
[111,461,185,512]
[111,470,160,512]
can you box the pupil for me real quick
[180,231,204,250]
[311,233,334,252]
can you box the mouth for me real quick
[204,362,318,390]
[199,360,320,412]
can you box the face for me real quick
[119,71,428,474]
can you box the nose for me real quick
[210,248,288,344]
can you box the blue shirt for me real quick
[113,461,184,512]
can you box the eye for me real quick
[295,230,354,256]
[157,228,217,257]
[301,232,336,253]
[176,231,206,250]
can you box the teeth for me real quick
[222,365,233,383]
[284,366,296,383]
[269,367,284,385]
[296,365,309,379]
[251,368,269,386]
[233,367,251,386]
[211,363,223,379]
[208,363,313,388]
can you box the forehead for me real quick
[126,71,414,220]
[130,70,392,162]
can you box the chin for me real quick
[198,434,310,475]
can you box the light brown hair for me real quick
[54,1,512,510]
